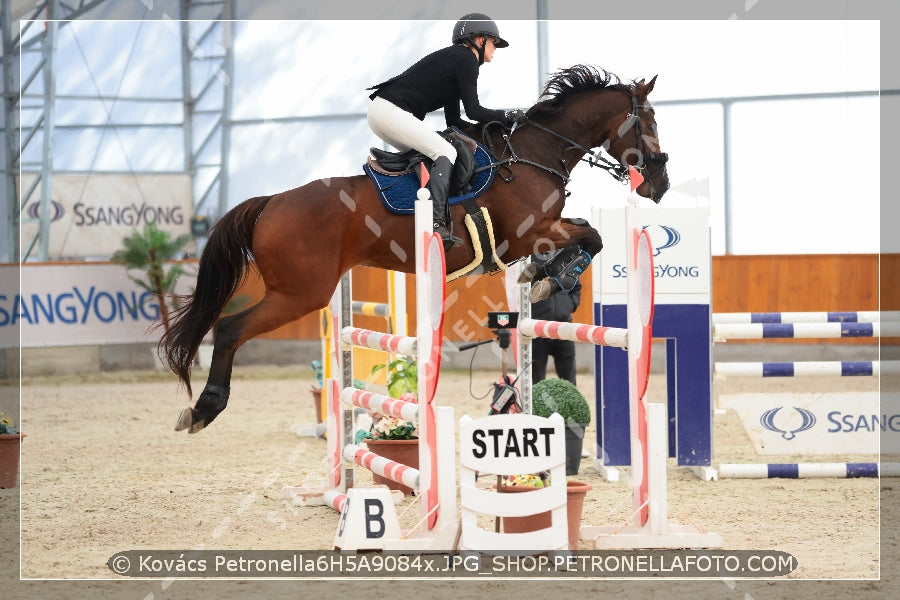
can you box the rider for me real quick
[367,13,524,252]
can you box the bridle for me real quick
[620,94,669,177]
[483,92,668,196]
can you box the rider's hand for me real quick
[503,109,526,126]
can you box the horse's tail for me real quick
[160,195,272,395]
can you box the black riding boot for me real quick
[427,156,463,252]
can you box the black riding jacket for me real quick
[531,280,582,323]
[368,44,504,129]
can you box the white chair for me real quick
[458,412,568,552]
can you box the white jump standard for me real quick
[283,194,457,551]
[517,188,722,549]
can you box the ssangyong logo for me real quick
[759,406,817,441]
[642,225,681,256]
[610,224,701,279]
[26,200,66,222]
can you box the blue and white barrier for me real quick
[714,360,900,378]
[714,321,900,340]
[719,462,900,479]
[713,311,899,324]
[592,202,898,481]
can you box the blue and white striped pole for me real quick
[714,321,900,340]
[714,360,899,378]
[713,311,899,324]
[719,462,900,479]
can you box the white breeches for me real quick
[367,97,457,164]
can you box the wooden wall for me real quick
[232,254,898,343]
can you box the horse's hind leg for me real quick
[173,310,249,433]
[175,290,327,433]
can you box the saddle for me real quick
[363,128,506,280]
[364,128,494,214]
[368,146,435,174]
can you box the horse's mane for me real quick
[529,65,635,116]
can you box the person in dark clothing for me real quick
[366,13,523,251]
[529,252,582,385]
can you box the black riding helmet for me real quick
[452,13,509,65]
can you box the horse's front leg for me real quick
[520,218,603,302]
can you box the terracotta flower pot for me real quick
[500,480,593,550]
[364,438,419,495]
[310,387,324,423]
[500,484,552,532]
[564,480,593,550]
[0,433,26,489]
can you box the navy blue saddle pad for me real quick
[363,131,498,215]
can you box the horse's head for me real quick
[525,66,670,203]
[607,76,670,203]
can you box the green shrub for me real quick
[532,378,591,425]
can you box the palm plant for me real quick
[111,222,193,335]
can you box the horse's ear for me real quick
[645,75,658,95]
[636,78,645,86]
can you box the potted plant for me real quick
[498,474,550,532]
[0,410,25,489]
[497,472,593,551]
[532,378,592,475]
[360,356,419,494]
[370,355,417,399]
[111,222,194,336]
[111,222,194,368]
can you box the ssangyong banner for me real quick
[593,206,711,304]
[718,392,891,455]
[18,174,192,258]
[0,262,196,348]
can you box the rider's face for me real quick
[471,36,497,63]
[482,36,497,63]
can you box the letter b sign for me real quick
[364,498,385,538]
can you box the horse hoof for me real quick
[529,279,552,303]
[174,407,193,431]
[517,263,538,284]
[188,420,207,434]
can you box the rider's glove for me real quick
[503,109,526,126]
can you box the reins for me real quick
[477,118,626,193]
[511,117,630,185]
[477,91,667,195]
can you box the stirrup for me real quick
[435,222,463,250]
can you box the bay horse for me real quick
[163,65,670,433]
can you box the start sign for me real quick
[459,413,565,476]
[471,426,555,460]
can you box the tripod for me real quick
[458,326,522,415]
